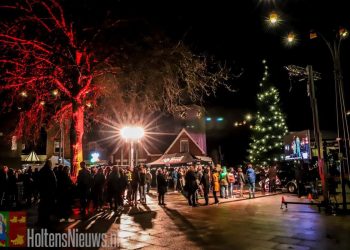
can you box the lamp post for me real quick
[310,29,349,210]
[263,5,349,210]
[120,126,144,169]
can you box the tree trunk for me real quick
[70,103,84,177]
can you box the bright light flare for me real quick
[287,33,295,43]
[246,114,252,121]
[284,32,297,47]
[268,12,279,25]
[340,28,348,38]
[120,126,145,140]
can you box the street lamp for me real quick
[268,12,279,25]
[120,126,144,168]
[284,27,349,210]
[310,28,350,210]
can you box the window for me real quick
[180,139,189,153]
[11,136,17,151]
[54,140,60,154]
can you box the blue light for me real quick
[206,117,212,122]
[91,152,100,163]
[216,117,224,122]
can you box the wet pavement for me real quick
[159,191,350,250]
[25,190,350,249]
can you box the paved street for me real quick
[161,192,350,250]
[25,190,350,250]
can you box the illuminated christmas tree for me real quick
[248,60,288,166]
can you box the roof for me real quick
[164,128,205,155]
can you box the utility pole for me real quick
[313,31,349,210]
[306,65,328,204]
[285,65,329,204]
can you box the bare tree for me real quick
[0,1,234,176]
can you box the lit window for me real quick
[54,141,60,154]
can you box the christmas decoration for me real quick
[248,60,288,166]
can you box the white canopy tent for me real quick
[24,151,40,162]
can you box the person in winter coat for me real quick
[227,168,236,198]
[131,167,140,206]
[185,166,198,207]
[139,166,147,204]
[172,168,178,192]
[107,166,121,210]
[246,164,256,199]
[57,166,75,222]
[77,162,92,216]
[38,160,57,226]
[238,167,245,198]
[219,166,229,199]
[156,169,167,205]
[145,168,152,193]
[23,166,34,207]
[200,168,210,205]
[211,168,220,204]
[92,167,106,211]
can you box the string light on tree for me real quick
[248,60,288,166]
[20,91,27,97]
[52,89,59,96]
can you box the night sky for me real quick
[104,0,349,164]
[2,0,350,164]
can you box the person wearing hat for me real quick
[237,167,245,198]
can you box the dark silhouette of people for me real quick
[92,167,106,211]
[156,169,167,205]
[295,163,304,197]
[0,166,8,208]
[131,167,140,206]
[185,166,198,207]
[268,165,277,193]
[77,162,92,217]
[38,160,57,226]
[200,168,210,205]
[57,166,75,222]
[107,166,121,210]
[23,166,34,207]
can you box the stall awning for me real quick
[147,152,197,166]
[195,155,213,163]
[24,151,40,162]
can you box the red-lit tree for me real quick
[0,0,119,176]
[1,1,233,177]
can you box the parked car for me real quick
[258,161,322,195]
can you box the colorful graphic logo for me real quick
[0,211,26,247]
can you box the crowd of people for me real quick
[0,160,274,225]
[0,161,155,226]
[177,163,257,207]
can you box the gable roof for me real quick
[164,128,205,155]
